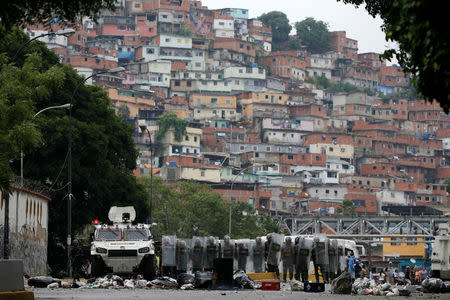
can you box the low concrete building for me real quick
[0,184,50,275]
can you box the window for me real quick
[146,48,154,54]
[287,155,294,160]
[239,69,243,73]
[174,80,180,86]
[186,81,192,87]
[211,98,217,104]
[373,166,377,170]
[240,146,245,150]
[315,156,321,161]
[194,137,198,142]
[326,189,330,194]
[185,136,189,141]
[201,170,205,177]
[226,99,231,104]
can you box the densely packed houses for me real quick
[27,0,450,217]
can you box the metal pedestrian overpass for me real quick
[274,215,450,241]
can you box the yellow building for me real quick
[383,235,426,258]
[238,92,289,106]
[164,103,189,120]
[190,93,236,109]
[108,88,155,117]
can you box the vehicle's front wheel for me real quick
[430,269,440,278]
[141,255,156,280]
[91,256,105,278]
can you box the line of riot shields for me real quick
[161,234,359,282]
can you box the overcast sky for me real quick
[203,0,397,62]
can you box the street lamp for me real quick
[228,163,275,236]
[4,103,71,260]
[12,29,75,61]
[66,66,125,277]
[139,125,153,223]
[18,103,72,186]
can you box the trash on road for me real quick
[289,280,304,291]
[148,276,178,288]
[28,276,61,288]
[330,271,352,294]
[233,270,255,289]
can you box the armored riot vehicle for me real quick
[431,223,450,279]
[90,206,156,279]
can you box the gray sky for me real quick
[203,0,397,61]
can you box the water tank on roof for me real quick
[252,63,258,68]
[424,133,429,139]
[169,162,176,167]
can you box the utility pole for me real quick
[139,125,153,222]
[3,193,9,259]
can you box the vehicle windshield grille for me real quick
[125,229,148,240]
[97,229,121,241]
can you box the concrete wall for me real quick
[0,186,50,275]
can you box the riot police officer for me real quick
[204,236,217,271]
[252,237,264,273]
[265,233,280,279]
[237,242,249,272]
[192,237,204,273]
[176,240,189,274]
[281,237,294,281]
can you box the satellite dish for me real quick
[410,258,416,264]
[424,244,429,249]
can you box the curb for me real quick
[0,290,34,300]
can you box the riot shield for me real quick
[191,236,205,272]
[337,240,347,273]
[328,239,339,277]
[313,235,330,282]
[236,240,250,272]
[251,237,265,273]
[267,233,284,267]
[204,236,218,271]
[162,235,177,267]
[176,238,191,272]
[297,236,313,278]
[221,236,235,260]
[314,236,329,267]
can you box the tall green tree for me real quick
[338,199,355,216]
[338,0,449,113]
[142,178,278,239]
[258,11,292,51]
[0,53,65,194]
[295,17,331,54]
[1,28,148,274]
[117,104,130,122]
[0,0,116,27]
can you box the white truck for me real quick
[431,223,450,279]
[90,206,156,279]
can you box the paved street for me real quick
[33,287,448,300]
